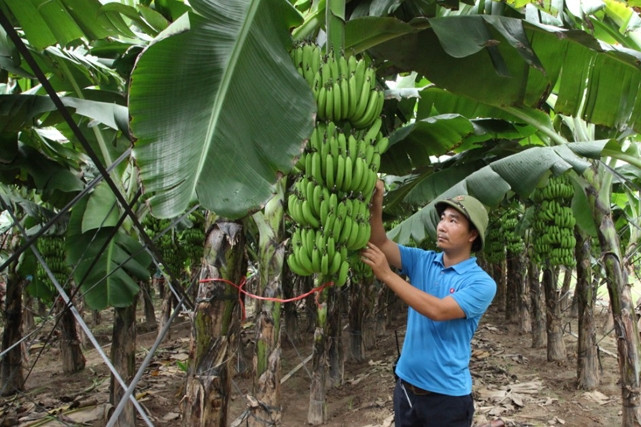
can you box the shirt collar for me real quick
[433,252,477,274]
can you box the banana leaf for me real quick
[67,195,151,310]
[130,0,316,219]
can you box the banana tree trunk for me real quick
[282,262,301,345]
[585,162,641,425]
[560,267,573,312]
[542,267,566,361]
[575,228,599,390]
[348,276,373,362]
[181,219,245,427]
[110,302,137,427]
[59,298,86,374]
[308,287,329,425]
[491,261,505,314]
[1,268,25,396]
[510,253,531,333]
[506,254,527,329]
[528,259,546,348]
[141,280,157,328]
[248,179,286,426]
[327,286,343,388]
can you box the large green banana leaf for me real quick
[67,194,151,310]
[129,0,315,219]
[349,15,641,133]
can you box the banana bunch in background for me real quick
[531,175,576,267]
[502,202,525,255]
[286,43,389,286]
[36,234,70,285]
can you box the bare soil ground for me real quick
[0,300,623,426]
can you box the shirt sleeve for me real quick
[452,276,496,319]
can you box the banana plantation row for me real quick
[2,0,641,426]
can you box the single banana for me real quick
[320,197,329,226]
[335,155,345,190]
[335,259,350,287]
[352,157,365,192]
[329,134,339,158]
[339,215,353,244]
[348,134,359,163]
[337,132,347,156]
[362,117,382,144]
[338,54,349,79]
[326,236,336,262]
[332,214,343,243]
[346,218,361,250]
[324,84,334,123]
[321,61,332,87]
[320,133,330,160]
[347,72,358,119]
[325,153,335,189]
[317,85,327,121]
[324,211,336,236]
[311,246,322,273]
[343,156,353,191]
[355,221,371,250]
[302,200,320,228]
[353,58,367,99]
[332,80,342,121]
[309,126,321,152]
[340,77,349,121]
[329,53,340,81]
[329,192,338,214]
[329,250,342,275]
[311,151,323,185]
[321,252,329,275]
[312,182,323,217]
[347,54,357,76]
[364,144,375,167]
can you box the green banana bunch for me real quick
[287,47,388,286]
[290,42,323,88]
[36,234,69,285]
[531,175,576,267]
[311,51,384,129]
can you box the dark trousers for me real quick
[393,378,474,427]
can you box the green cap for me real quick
[435,195,489,252]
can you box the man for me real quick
[360,180,496,427]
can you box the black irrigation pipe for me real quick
[0,9,193,310]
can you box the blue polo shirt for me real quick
[395,245,496,396]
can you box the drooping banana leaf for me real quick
[0,0,138,49]
[0,94,129,135]
[386,140,611,245]
[347,15,641,133]
[67,195,151,310]
[130,0,316,219]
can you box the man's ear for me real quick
[468,229,479,245]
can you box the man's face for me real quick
[436,207,478,251]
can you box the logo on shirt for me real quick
[449,288,455,294]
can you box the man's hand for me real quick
[360,241,394,281]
